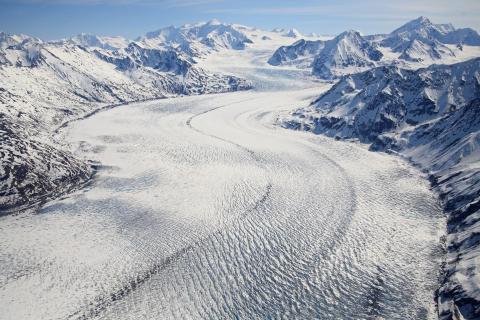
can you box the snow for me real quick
[1,16,479,320]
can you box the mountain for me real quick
[268,17,480,77]
[0,29,252,212]
[0,32,44,67]
[383,16,452,45]
[268,30,382,77]
[282,57,480,320]
[284,28,302,38]
[440,28,480,46]
[384,16,480,46]
[137,20,253,57]
[311,30,383,79]
[397,38,455,62]
[0,113,92,213]
[381,16,480,62]
[55,33,130,50]
[268,39,325,67]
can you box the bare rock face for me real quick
[0,114,92,213]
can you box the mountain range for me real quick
[269,16,480,79]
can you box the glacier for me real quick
[1,16,479,320]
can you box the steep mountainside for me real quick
[282,57,480,320]
[268,39,325,67]
[311,30,383,79]
[0,30,252,212]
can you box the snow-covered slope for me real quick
[282,57,480,319]
[397,38,455,62]
[0,29,252,212]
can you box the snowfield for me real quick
[1,17,479,320]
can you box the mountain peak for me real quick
[413,16,431,24]
[391,16,436,35]
[285,28,302,38]
[338,29,361,38]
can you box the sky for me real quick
[0,0,479,40]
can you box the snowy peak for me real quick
[284,28,302,38]
[385,16,480,47]
[206,18,222,26]
[0,32,41,49]
[139,20,253,55]
[312,29,383,79]
[63,33,130,50]
[390,16,435,36]
[398,38,455,62]
[379,17,480,62]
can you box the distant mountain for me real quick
[268,39,325,67]
[311,30,383,79]
[55,33,130,50]
[137,20,253,57]
[284,28,302,38]
[283,57,480,320]
[268,17,480,77]
[383,16,480,47]
[381,16,480,62]
[440,28,480,46]
[0,32,44,67]
[268,30,382,77]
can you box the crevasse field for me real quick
[0,30,446,319]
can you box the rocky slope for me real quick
[0,25,252,213]
[268,39,325,68]
[282,57,480,319]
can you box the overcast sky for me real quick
[1,0,479,40]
